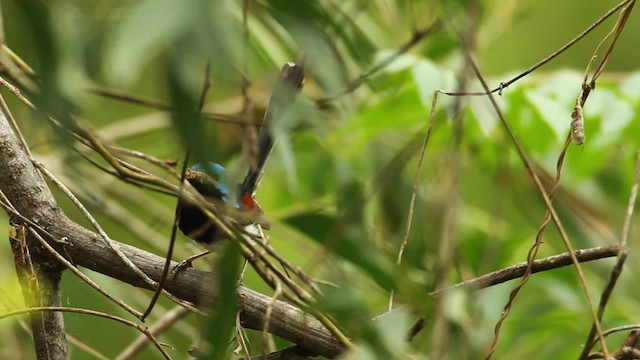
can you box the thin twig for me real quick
[235,311,252,359]
[261,241,321,294]
[262,281,282,359]
[484,134,572,356]
[429,245,620,297]
[319,21,441,103]
[117,306,190,360]
[88,87,256,125]
[72,149,176,196]
[573,0,636,147]
[389,90,438,312]
[143,151,191,320]
[144,62,211,320]
[238,238,353,351]
[405,245,620,342]
[439,0,633,98]
[237,232,312,301]
[0,75,34,107]
[602,325,640,338]
[429,16,477,353]
[590,0,635,83]
[0,307,170,360]
[0,88,31,157]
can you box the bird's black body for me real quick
[177,162,229,245]
[179,202,219,245]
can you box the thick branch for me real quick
[11,225,69,360]
[0,112,344,358]
[250,346,311,360]
[29,261,68,360]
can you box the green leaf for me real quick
[522,71,581,139]
[201,241,241,359]
[105,0,191,87]
[105,0,242,88]
[14,0,82,121]
[332,81,425,153]
[284,211,395,290]
[166,56,218,164]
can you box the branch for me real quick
[10,225,69,360]
[250,346,312,360]
[0,111,344,358]
[430,245,619,297]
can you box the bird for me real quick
[177,161,269,247]
[176,60,305,248]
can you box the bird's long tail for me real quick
[241,59,306,196]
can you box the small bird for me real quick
[178,162,269,246]
[176,60,305,248]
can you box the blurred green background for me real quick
[0,0,639,359]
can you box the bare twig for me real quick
[0,75,34,106]
[573,0,636,146]
[0,88,31,157]
[388,89,438,313]
[432,17,478,353]
[88,87,256,125]
[396,91,438,269]
[116,306,190,360]
[588,0,636,83]
[319,21,441,103]
[262,281,283,358]
[603,326,640,338]
[0,307,170,359]
[429,245,620,297]
[235,310,252,359]
[405,245,620,343]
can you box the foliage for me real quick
[0,0,639,359]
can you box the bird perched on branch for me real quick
[178,162,269,246]
[177,60,305,247]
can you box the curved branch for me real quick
[429,244,620,297]
[0,111,344,358]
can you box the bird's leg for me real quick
[238,259,250,284]
[171,250,212,274]
[236,223,268,284]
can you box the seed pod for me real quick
[571,103,585,145]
